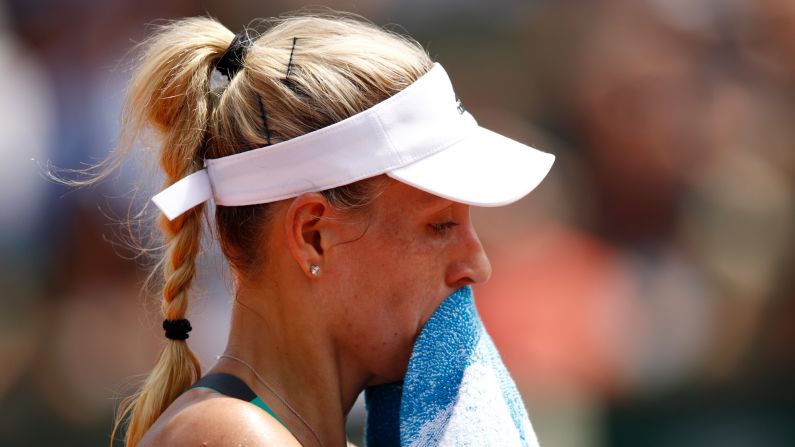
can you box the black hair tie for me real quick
[216,29,255,81]
[163,318,192,340]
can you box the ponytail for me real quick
[108,18,234,447]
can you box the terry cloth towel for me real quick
[364,286,540,447]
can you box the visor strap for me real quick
[151,170,213,220]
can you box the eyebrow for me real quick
[387,180,453,211]
[414,192,453,211]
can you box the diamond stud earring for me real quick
[310,264,320,276]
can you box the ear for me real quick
[284,192,334,278]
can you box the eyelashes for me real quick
[429,221,459,234]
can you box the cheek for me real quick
[329,229,448,380]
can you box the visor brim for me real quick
[387,126,554,207]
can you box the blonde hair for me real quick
[97,12,432,447]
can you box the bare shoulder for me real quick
[142,391,300,447]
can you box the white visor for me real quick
[152,63,554,220]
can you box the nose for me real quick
[445,223,492,289]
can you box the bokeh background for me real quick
[1,0,794,446]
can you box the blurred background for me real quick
[1,0,794,445]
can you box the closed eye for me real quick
[429,222,459,234]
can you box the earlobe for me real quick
[284,193,330,278]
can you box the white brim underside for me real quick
[387,126,555,207]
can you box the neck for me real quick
[210,285,370,447]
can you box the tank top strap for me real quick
[191,373,285,427]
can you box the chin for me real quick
[363,333,414,387]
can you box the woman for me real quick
[99,13,553,447]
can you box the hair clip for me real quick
[283,37,298,90]
[258,96,273,145]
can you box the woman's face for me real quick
[320,179,492,385]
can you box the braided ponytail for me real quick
[107,18,234,447]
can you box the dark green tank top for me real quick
[191,373,285,427]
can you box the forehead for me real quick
[376,180,451,214]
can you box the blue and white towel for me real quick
[364,286,540,447]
